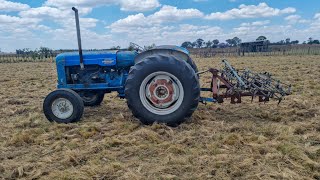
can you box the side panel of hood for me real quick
[56,51,118,66]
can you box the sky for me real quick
[0,0,319,52]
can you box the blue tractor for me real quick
[43,7,200,126]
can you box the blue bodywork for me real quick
[55,46,189,97]
[56,50,137,97]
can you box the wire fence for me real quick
[1,45,320,63]
[0,54,57,63]
[189,44,320,58]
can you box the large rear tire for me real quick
[125,55,200,126]
[187,57,198,74]
[43,89,84,123]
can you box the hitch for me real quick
[199,60,291,104]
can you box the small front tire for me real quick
[43,89,84,123]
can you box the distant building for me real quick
[240,40,269,52]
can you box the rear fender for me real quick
[134,45,190,64]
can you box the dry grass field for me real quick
[0,56,319,179]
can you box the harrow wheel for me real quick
[125,55,200,126]
[43,89,84,123]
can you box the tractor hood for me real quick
[56,50,137,67]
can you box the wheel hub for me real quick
[139,71,184,115]
[146,75,179,109]
[51,98,74,119]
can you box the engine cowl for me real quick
[55,50,137,68]
[116,51,137,68]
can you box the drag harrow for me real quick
[199,60,292,104]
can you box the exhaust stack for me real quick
[72,7,84,70]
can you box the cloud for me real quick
[162,24,223,41]
[285,15,309,24]
[109,5,204,33]
[0,15,40,28]
[240,20,270,26]
[109,23,223,48]
[232,24,295,41]
[19,6,70,19]
[119,0,160,11]
[109,13,149,32]
[44,0,160,12]
[308,12,320,31]
[149,5,204,23]
[0,0,30,12]
[0,14,42,38]
[205,3,296,20]
[19,6,98,29]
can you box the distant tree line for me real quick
[181,36,320,49]
[181,37,242,49]
[15,47,55,59]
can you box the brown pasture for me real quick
[0,56,319,179]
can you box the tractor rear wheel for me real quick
[187,57,198,74]
[43,89,84,123]
[77,90,104,106]
[125,55,200,126]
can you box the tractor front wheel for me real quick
[43,89,84,123]
[77,90,105,106]
[125,55,200,126]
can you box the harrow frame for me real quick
[199,60,292,104]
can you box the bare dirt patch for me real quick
[0,56,319,179]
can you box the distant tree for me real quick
[39,47,52,58]
[303,41,306,44]
[16,49,23,54]
[212,39,219,46]
[225,39,233,46]
[205,40,213,48]
[291,40,299,44]
[313,40,320,44]
[110,46,121,50]
[181,41,193,48]
[275,40,285,45]
[128,44,135,51]
[191,42,196,48]
[307,38,320,45]
[256,36,267,41]
[195,38,204,48]
[225,37,241,47]
[285,38,291,44]
[218,43,228,48]
[232,37,242,46]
